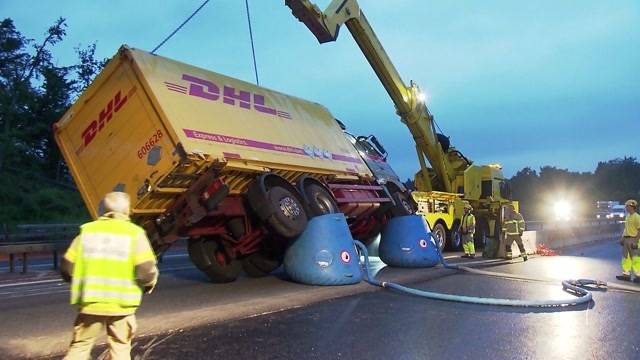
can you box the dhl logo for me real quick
[77,88,134,154]
[164,74,292,119]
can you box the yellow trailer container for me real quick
[55,46,412,282]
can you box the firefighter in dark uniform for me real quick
[502,204,527,261]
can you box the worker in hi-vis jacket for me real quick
[460,201,476,258]
[61,192,158,360]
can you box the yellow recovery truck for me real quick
[54,46,414,282]
[286,0,516,255]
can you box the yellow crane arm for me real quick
[285,0,455,192]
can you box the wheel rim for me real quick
[316,194,332,213]
[279,196,302,219]
[452,231,461,248]
[400,198,413,214]
[433,227,445,249]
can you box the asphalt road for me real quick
[2,239,639,359]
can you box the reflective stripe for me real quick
[69,218,146,309]
[81,290,142,301]
[503,216,524,234]
[83,276,137,287]
[82,232,132,261]
[461,214,475,234]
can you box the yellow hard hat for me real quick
[463,201,472,210]
[625,199,638,208]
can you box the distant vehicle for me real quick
[595,201,625,220]
[607,205,626,220]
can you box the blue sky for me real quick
[3,0,639,180]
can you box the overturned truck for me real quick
[54,46,413,282]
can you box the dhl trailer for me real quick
[54,46,413,282]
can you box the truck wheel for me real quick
[474,219,489,249]
[390,191,413,217]
[432,223,446,251]
[242,252,282,277]
[447,225,461,250]
[188,237,242,283]
[266,186,308,238]
[304,183,339,217]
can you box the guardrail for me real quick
[524,219,621,231]
[0,224,78,273]
[512,219,624,258]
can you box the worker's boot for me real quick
[469,253,475,259]
[616,272,631,281]
[519,247,528,261]
[505,252,512,260]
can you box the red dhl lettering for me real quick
[80,90,129,147]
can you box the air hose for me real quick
[353,239,594,307]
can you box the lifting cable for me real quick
[151,0,210,54]
[245,0,260,85]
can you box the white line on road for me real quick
[0,278,61,288]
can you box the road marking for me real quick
[0,265,194,293]
[0,278,61,288]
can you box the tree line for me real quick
[509,158,640,220]
[0,18,105,225]
[1,18,637,225]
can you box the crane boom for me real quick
[285,0,456,192]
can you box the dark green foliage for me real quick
[0,171,89,224]
[0,17,105,225]
[593,157,640,201]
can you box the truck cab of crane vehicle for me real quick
[461,164,511,203]
[336,119,407,193]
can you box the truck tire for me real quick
[474,219,489,250]
[304,183,339,217]
[432,223,446,251]
[390,191,413,217]
[188,237,242,283]
[446,224,461,250]
[266,186,308,238]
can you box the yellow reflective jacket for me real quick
[461,213,476,235]
[64,215,157,315]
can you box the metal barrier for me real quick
[525,219,621,231]
[0,224,78,273]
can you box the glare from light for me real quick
[416,92,426,103]
[553,200,571,220]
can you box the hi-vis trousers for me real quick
[621,237,640,275]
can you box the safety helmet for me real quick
[103,192,131,215]
[463,201,472,210]
[625,199,638,208]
